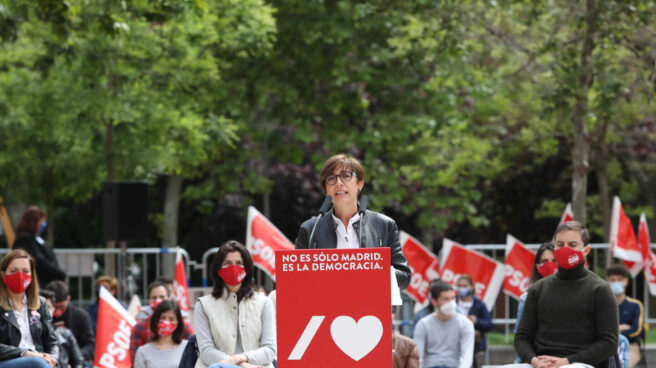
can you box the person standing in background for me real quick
[13,206,66,287]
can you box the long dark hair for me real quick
[16,206,46,234]
[210,240,254,301]
[532,242,555,283]
[150,300,184,344]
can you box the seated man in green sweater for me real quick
[513,221,618,368]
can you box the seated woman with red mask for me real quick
[194,241,276,368]
[134,300,187,368]
[0,249,59,368]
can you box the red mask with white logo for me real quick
[554,246,585,270]
[217,265,247,286]
[157,320,178,337]
[537,261,558,277]
[3,272,32,294]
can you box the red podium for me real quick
[275,248,392,367]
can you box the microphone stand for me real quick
[309,195,332,249]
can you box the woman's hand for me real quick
[24,352,57,367]
[42,353,58,368]
[240,363,264,368]
[220,354,248,365]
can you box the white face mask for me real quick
[439,300,457,317]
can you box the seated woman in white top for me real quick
[194,240,276,368]
[134,300,187,368]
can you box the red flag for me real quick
[246,206,294,280]
[639,214,656,296]
[560,203,574,224]
[503,235,536,299]
[399,231,439,306]
[610,196,642,276]
[172,252,191,313]
[439,239,505,310]
[94,287,136,368]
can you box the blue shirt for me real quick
[618,297,643,344]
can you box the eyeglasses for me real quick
[324,171,357,186]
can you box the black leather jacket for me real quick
[55,326,85,368]
[0,297,60,361]
[296,209,411,290]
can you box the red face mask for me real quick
[554,246,585,270]
[217,265,247,286]
[3,272,32,294]
[157,320,178,337]
[150,299,163,311]
[537,261,558,277]
[53,307,67,318]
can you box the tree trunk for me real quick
[104,119,116,276]
[162,175,183,278]
[105,119,114,181]
[570,0,598,224]
[163,175,182,247]
[45,192,55,245]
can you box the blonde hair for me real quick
[96,275,120,296]
[0,249,41,310]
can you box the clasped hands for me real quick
[531,355,569,368]
[220,353,264,368]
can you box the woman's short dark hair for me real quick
[16,206,46,234]
[210,240,254,301]
[149,300,184,344]
[319,154,365,194]
[532,242,555,283]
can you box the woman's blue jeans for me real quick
[0,356,51,368]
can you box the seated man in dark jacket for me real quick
[41,290,85,368]
[295,154,411,290]
[45,280,95,365]
[513,221,618,368]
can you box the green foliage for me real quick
[2,0,656,245]
[0,0,276,206]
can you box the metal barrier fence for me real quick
[444,243,656,342]
[201,243,656,341]
[0,247,193,306]
[7,242,653,341]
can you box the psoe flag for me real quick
[173,252,191,313]
[246,206,295,280]
[439,239,505,311]
[94,287,136,368]
[639,214,656,296]
[399,231,439,306]
[503,235,535,300]
[560,203,574,224]
[610,196,642,277]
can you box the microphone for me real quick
[309,196,332,249]
[318,195,333,215]
[357,195,368,246]
[358,195,368,214]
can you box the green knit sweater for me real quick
[515,261,618,367]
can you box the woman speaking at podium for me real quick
[295,154,411,290]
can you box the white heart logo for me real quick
[330,316,383,361]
